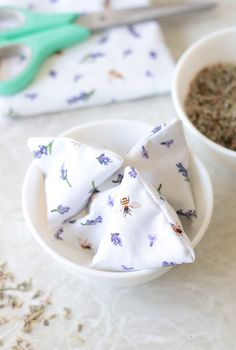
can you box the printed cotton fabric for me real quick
[27,137,123,229]
[0,0,175,117]
[91,167,195,271]
[54,187,119,251]
[28,119,196,272]
[126,119,196,218]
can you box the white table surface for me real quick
[1,1,236,349]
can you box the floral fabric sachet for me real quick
[126,119,196,220]
[27,137,123,230]
[91,167,195,271]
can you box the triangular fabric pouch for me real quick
[91,166,195,271]
[28,137,123,229]
[126,119,196,220]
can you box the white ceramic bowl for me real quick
[172,27,236,167]
[22,119,213,287]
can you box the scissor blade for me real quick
[76,2,216,31]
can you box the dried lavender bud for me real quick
[31,289,43,299]
[0,316,8,325]
[8,294,23,308]
[43,319,50,326]
[11,337,33,350]
[17,280,32,292]
[23,304,46,333]
[185,63,236,151]
[43,313,57,326]
[63,307,72,320]
[77,323,83,332]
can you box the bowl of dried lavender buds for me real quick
[172,27,236,166]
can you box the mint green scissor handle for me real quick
[0,7,91,95]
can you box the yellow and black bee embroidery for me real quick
[170,223,183,237]
[119,196,141,217]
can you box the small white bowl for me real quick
[172,27,236,167]
[22,119,213,287]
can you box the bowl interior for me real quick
[22,119,213,284]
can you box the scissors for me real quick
[0,3,216,95]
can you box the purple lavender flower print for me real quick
[63,218,77,224]
[141,145,149,159]
[96,153,113,166]
[128,26,140,38]
[176,209,197,219]
[33,145,47,158]
[33,141,53,159]
[67,90,95,104]
[128,167,137,179]
[145,70,154,78]
[162,261,176,267]
[25,92,38,100]
[123,48,133,57]
[81,52,105,63]
[55,227,63,240]
[148,234,157,247]
[176,162,190,181]
[160,139,174,148]
[111,233,123,247]
[121,265,134,272]
[112,173,123,184]
[74,74,83,82]
[98,35,109,44]
[151,125,162,134]
[107,195,114,207]
[49,70,57,78]
[60,163,72,188]
[149,51,157,59]
[81,216,103,226]
[51,205,70,215]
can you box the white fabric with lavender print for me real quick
[54,186,119,251]
[91,166,195,272]
[126,119,196,220]
[27,137,123,230]
[0,0,174,117]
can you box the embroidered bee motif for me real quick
[119,196,141,217]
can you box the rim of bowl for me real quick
[22,119,213,281]
[172,26,236,160]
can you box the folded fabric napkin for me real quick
[0,0,174,117]
[28,119,196,272]
[27,137,123,229]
